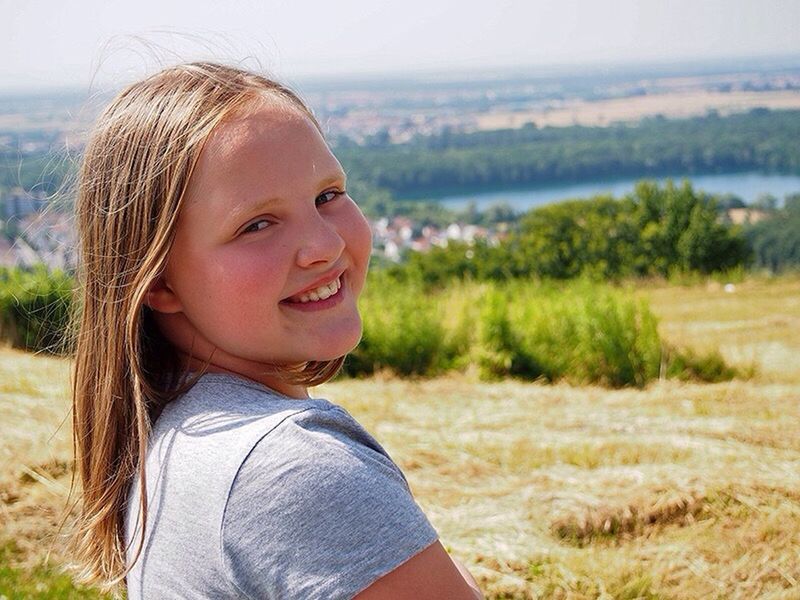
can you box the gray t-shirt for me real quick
[124,372,439,599]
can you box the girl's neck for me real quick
[180,354,311,399]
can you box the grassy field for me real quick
[1,275,798,599]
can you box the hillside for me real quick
[1,275,798,598]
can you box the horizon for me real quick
[1,51,799,96]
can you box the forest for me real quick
[3,107,800,204]
[336,108,800,202]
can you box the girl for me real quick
[68,62,482,599]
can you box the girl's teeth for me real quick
[294,277,341,303]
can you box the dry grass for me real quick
[1,275,799,598]
[474,89,800,130]
[0,347,77,579]
[637,275,800,384]
[316,376,800,599]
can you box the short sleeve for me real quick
[221,408,440,600]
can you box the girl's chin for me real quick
[308,322,363,356]
[302,342,360,363]
[255,330,361,365]
[221,322,363,365]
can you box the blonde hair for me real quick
[68,61,346,592]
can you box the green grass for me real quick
[0,267,743,387]
[0,267,74,355]
[0,541,107,599]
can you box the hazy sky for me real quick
[2,0,799,91]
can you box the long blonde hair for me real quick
[68,61,346,592]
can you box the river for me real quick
[433,172,800,212]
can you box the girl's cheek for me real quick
[208,249,277,300]
[345,208,373,297]
[348,204,373,256]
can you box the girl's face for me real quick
[148,99,372,398]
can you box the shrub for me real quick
[344,272,455,377]
[475,285,543,380]
[0,266,74,354]
[0,266,739,387]
[663,346,740,383]
[490,280,663,387]
[345,275,738,387]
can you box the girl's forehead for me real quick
[183,99,337,212]
[205,101,312,164]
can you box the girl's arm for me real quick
[451,555,483,598]
[354,540,483,600]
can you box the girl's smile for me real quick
[146,98,373,397]
[280,269,346,310]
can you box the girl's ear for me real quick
[145,276,183,314]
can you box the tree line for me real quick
[4,108,799,223]
[337,108,800,201]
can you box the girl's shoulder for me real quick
[219,380,438,600]
[156,371,404,479]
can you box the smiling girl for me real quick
[67,62,482,599]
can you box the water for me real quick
[434,172,800,212]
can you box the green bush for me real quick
[475,285,543,381]
[0,266,74,354]
[344,271,457,377]
[344,273,737,387]
[663,346,740,383]
[479,280,663,387]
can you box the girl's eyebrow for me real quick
[225,171,347,229]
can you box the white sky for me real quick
[2,0,799,91]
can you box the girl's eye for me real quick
[239,190,344,235]
[317,189,345,206]
[241,219,271,234]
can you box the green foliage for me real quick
[475,285,543,381]
[745,193,800,272]
[384,238,524,289]
[347,178,458,226]
[0,266,738,387]
[478,280,664,387]
[0,266,74,354]
[663,346,740,383]
[391,180,751,284]
[514,194,637,279]
[345,273,737,387]
[343,271,457,377]
[337,109,800,199]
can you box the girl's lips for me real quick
[280,272,346,311]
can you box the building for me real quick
[1,188,49,219]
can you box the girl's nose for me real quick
[295,214,346,268]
